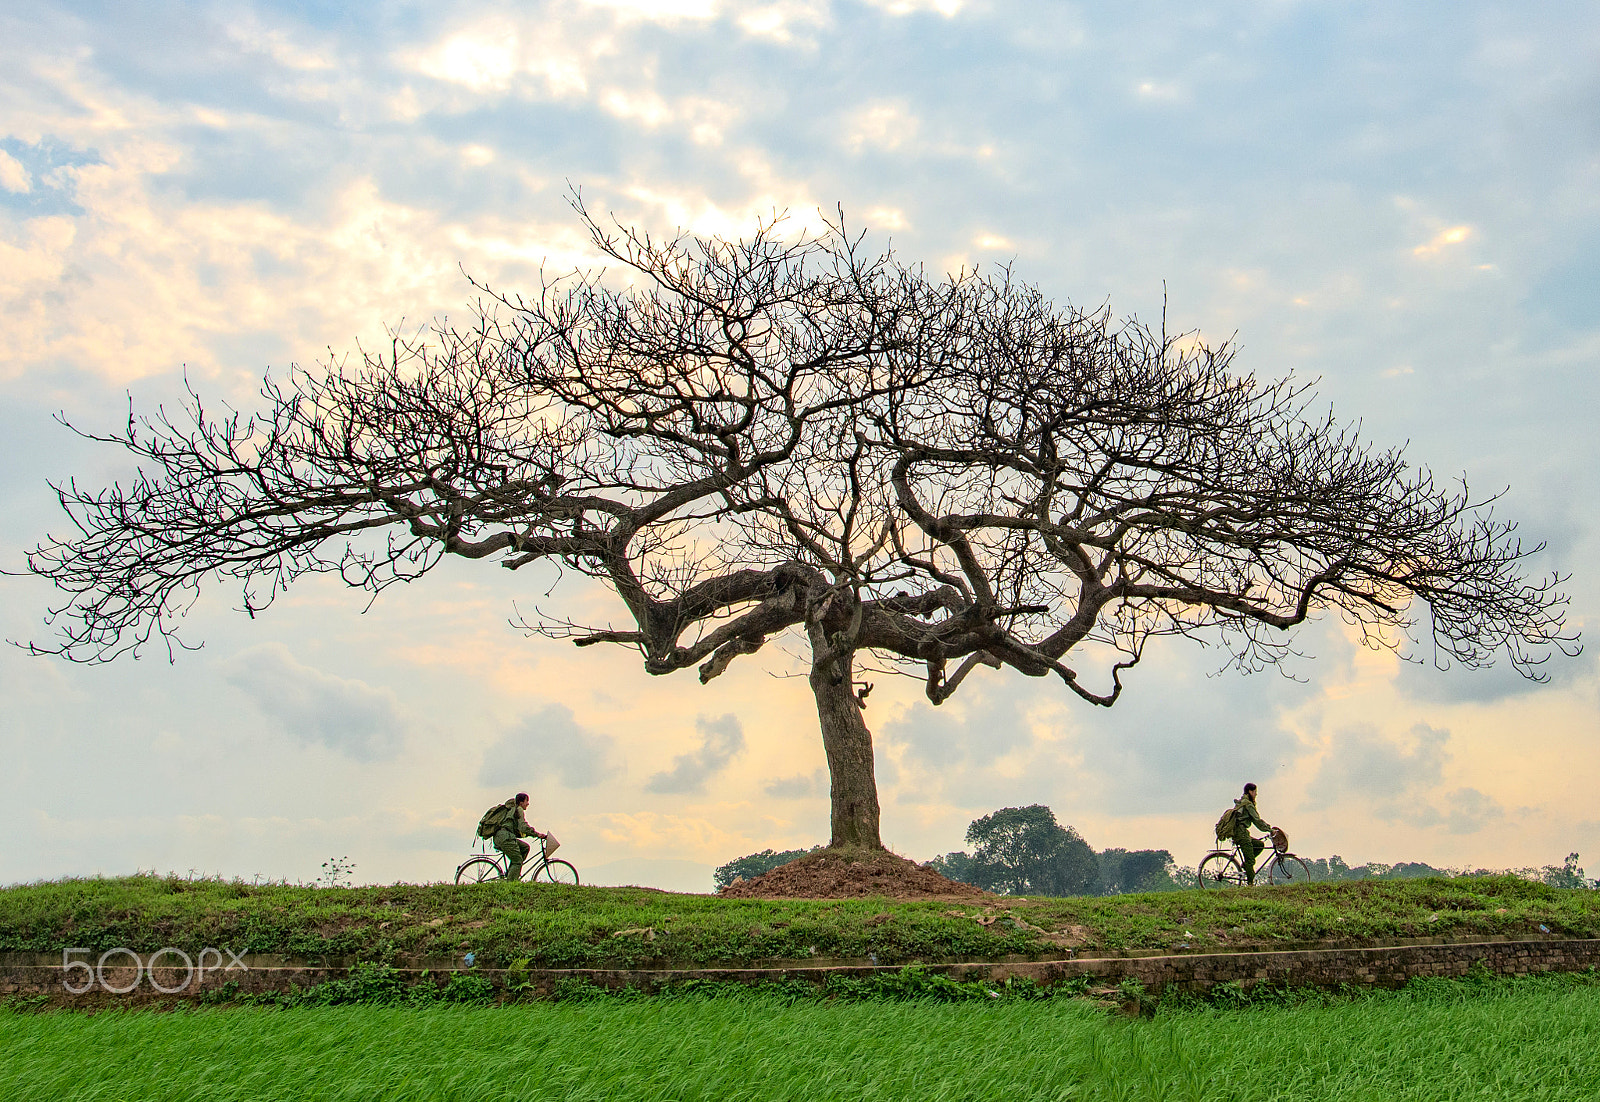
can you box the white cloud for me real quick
[845,101,919,152]
[763,769,826,799]
[0,149,31,193]
[1414,224,1473,257]
[582,0,718,22]
[735,0,831,43]
[478,703,624,790]
[646,713,747,793]
[863,0,964,16]
[416,27,522,91]
[582,810,746,860]
[1306,721,1507,835]
[1135,80,1186,104]
[222,642,405,761]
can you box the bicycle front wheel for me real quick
[539,859,580,886]
[1197,852,1247,889]
[455,856,503,885]
[1267,854,1313,886]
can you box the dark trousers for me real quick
[496,836,531,880]
[1237,835,1265,883]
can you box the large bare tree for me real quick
[21,205,1577,850]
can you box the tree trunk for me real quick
[809,644,883,850]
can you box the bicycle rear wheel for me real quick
[1197,852,1247,889]
[1266,854,1313,886]
[455,856,503,884]
[539,859,579,886]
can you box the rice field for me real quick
[5,975,1598,1101]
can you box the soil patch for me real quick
[718,849,992,900]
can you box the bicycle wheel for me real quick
[539,859,580,886]
[1266,854,1313,886]
[1197,852,1247,889]
[455,856,503,885]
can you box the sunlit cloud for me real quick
[596,88,737,143]
[415,27,522,91]
[863,205,909,231]
[735,0,831,42]
[407,22,593,98]
[864,0,964,16]
[583,810,746,860]
[1413,224,1473,256]
[583,0,718,22]
[1135,80,1186,103]
[845,101,919,152]
[620,179,831,238]
[0,149,31,193]
[224,16,337,72]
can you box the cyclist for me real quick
[1230,782,1276,885]
[494,793,547,881]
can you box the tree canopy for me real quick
[947,804,1102,896]
[21,201,1578,851]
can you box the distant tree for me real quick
[956,805,1101,896]
[20,200,1577,853]
[1375,861,1453,880]
[1297,856,1456,882]
[713,846,821,891]
[1096,847,1181,894]
[1541,853,1588,890]
[925,850,980,886]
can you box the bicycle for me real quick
[1196,829,1312,888]
[455,836,580,886]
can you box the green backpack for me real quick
[477,801,514,839]
[1214,804,1239,842]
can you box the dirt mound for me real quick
[718,848,991,900]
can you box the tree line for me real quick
[714,807,1597,895]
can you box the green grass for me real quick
[1,872,1596,970]
[4,973,1598,1100]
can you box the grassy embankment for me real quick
[2,872,1596,969]
[3,972,1599,1100]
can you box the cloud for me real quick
[583,809,745,859]
[1308,722,1507,834]
[0,149,30,193]
[1413,225,1473,257]
[875,642,1322,820]
[477,702,624,790]
[222,642,404,761]
[845,101,919,153]
[1309,722,1450,807]
[885,685,1034,773]
[763,768,826,799]
[1064,649,1318,816]
[1438,787,1505,835]
[1394,646,1591,706]
[0,138,97,218]
[646,713,746,793]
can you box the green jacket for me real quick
[493,801,539,843]
[1232,795,1271,840]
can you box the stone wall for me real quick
[5,938,1598,1008]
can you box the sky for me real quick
[1,0,1597,892]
